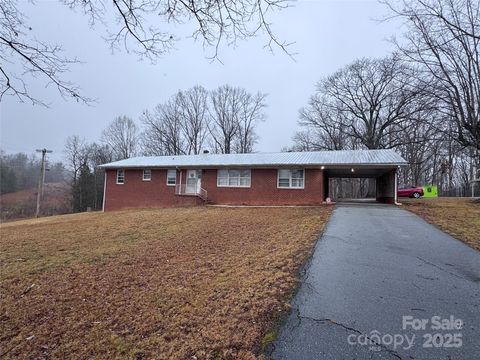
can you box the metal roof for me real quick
[99,149,407,169]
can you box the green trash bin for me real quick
[422,185,438,198]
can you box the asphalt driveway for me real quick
[272,203,480,359]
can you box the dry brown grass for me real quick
[0,206,331,359]
[402,198,480,251]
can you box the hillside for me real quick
[0,182,71,220]
[0,206,331,359]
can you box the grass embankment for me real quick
[403,197,480,251]
[0,206,331,359]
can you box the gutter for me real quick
[97,163,408,169]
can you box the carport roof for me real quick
[99,149,407,169]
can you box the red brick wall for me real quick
[104,169,203,211]
[104,168,325,211]
[202,168,325,205]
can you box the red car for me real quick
[398,185,424,198]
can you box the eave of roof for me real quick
[99,149,407,169]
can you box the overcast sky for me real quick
[0,0,402,162]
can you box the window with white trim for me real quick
[167,169,176,186]
[116,169,125,184]
[143,169,152,181]
[217,169,251,187]
[278,169,304,188]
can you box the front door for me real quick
[186,170,201,194]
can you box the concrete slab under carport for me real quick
[323,165,398,204]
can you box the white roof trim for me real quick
[99,150,407,169]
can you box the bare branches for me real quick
[208,85,266,153]
[209,85,244,154]
[64,135,88,184]
[236,90,267,153]
[293,0,479,192]
[78,0,294,60]
[141,85,267,155]
[0,36,89,105]
[141,97,187,156]
[384,0,480,150]
[382,0,480,40]
[1,0,291,105]
[299,56,431,151]
[177,86,210,155]
[108,0,175,60]
[0,0,92,105]
[255,0,296,58]
[101,116,139,160]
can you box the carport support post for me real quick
[394,168,398,204]
[324,171,329,201]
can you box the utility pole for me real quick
[35,148,52,218]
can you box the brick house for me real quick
[99,149,406,211]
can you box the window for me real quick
[116,169,125,184]
[143,169,152,181]
[167,169,176,186]
[217,169,251,187]
[278,169,304,189]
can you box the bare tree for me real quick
[235,91,267,153]
[396,113,444,186]
[337,58,427,148]
[141,99,185,156]
[142,85,266,155]
[1,0,292,105]
[289,0,479,197]
[289,131,319,152]
[384,0,480,152]
[85,142,113,209]
[86,142,113,168]
[298,56,432,154]
[298,97,352,151]
[101,116,139,160]
[208,85,266,154]
[177,86,210,154]
[64,135,92,212]
[64,135,88,185]
[296,56,434,197]
[209,85,242,154]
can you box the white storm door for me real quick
[186,170,200,194]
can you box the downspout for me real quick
[102,170,107,212]
[178,167,182,194]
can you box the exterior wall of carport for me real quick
[323,171,329,201]
[375,169,397,204]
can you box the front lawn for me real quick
[402,197,480,251]
[0,207,331,359]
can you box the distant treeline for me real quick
[0,151,68,195]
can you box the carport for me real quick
[323,165,401,204]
